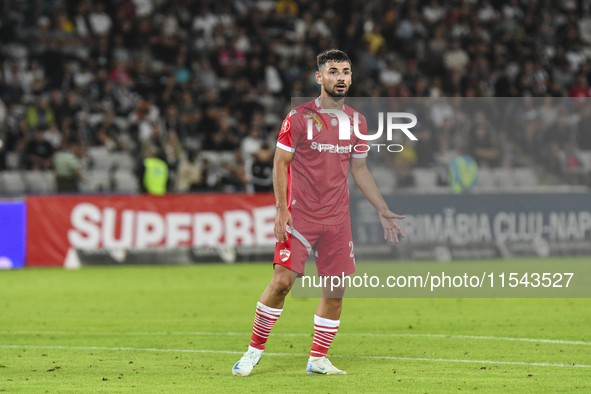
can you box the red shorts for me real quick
[274,216,355,277]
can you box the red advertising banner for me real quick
[26,193,276,266]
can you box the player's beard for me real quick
[325,83,349,98]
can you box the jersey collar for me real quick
[315,96,346,112]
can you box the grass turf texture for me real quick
[0,259,589,393]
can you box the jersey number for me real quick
[349,241,354,258]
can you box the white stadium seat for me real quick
[87,147,115,170]
[476,168,495,188]
[200,151,235,168]
[1,171,27,194]
[578,151,591,173]
[79,170,111,192]
[493,168,515,187]
[23,171,56,193]
[111,152,136,171]
[512,167,539,187]
[112,170,139,193]
[412,168,438,189]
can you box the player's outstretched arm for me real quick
[273,147,293,243]
[350,157,406,243]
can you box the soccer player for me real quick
[232,49,405,376]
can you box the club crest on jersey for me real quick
[280,119,290,134]
[280,249,291,262]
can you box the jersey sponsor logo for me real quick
[310,141,352,153]
[280,119,290,134]
[280,249,291,262]
[303,107,328,131]
[304,113,323,132]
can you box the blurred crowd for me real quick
[1,0,591,193]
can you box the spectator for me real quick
[415,129,438,168]
[203,117,238,151]
[54,141,83,192]
[498,131,516,168]
[192,7,219,37]
[139,147,168,196]
[174,55,190,85]
[577,105,591,150]
[570,74,590,102]
[178,91,201,138]
[26,98,55,130]
[163,105,184,139]
[393,141,418,187]
[88,3,113,36]
[443,41,469,73]
[379,61,402,90]
[544,112,574,172]
[240,129,262,161]
[3,117,29,163]
[364,24,385,55]
[162,130,184,170]
[220,160,246,193]
[477,0,498,24]
[176,150,203,192]
[566,42,586,73]
[95,111,121,150]
[502,0,523,20]
[250,143,273,192]
[470,126,500,168]
[25,128,54,170]
[423,1,446,24]
[43,122,62,150]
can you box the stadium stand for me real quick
[0,0,590,195]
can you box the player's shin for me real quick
[310,314,339,357]
[250,301,283,350]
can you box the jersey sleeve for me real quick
[351,112,368,158]
[276,110,303,153]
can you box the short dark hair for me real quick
[317,49,351,70]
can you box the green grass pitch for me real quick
[0,259,590,393]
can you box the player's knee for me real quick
[323,286,345,299]
[271,275,292,296]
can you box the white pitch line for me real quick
[338,333,591,346]
[1,330,588,346]
[0,344,588,369]
[1,330,309,337]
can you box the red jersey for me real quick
[276,98,368,225]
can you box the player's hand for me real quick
[274,207,293,243]
[378,209,405,244]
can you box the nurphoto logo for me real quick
[305,108,418,153]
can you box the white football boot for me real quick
[232,346,263,376]
[306,356,347,375]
